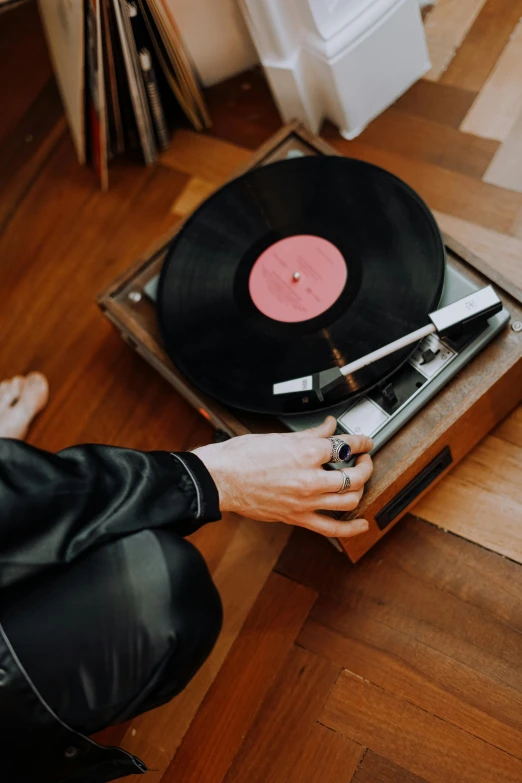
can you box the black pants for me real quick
[0,529,222,736]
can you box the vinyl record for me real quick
[157,155,445,415]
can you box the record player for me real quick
[97,123,522,562]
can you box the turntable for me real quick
[98,123,522,562]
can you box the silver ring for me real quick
[337,469,351,493]
[328,437,351,463]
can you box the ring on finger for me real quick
[337,469,351,493]
[328,437,351,463]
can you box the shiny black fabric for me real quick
[0,438,223,783]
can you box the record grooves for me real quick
[157,155,445,415]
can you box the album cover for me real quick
[37,0,211,186]
[38,0,86,164]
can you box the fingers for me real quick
[295,453,372,516]
[318,487,364,511]
[306,432,374,467]
[296,512,369,538]
[320,454,373,494]
[293,416,337,440]
[330,433,373,459]
[291,417,373,467]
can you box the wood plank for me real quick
[33,330,159,449]
[415,430,522,563]
[160,130,250,183]
[432,210,522,289]
[423,0,487,80]
[423,0,487,50]
[0,79,66,233]
[293,517,522,746]
[0,140,99,380]
[287,725,365,783]
[416,468,522,562]
[484,107,522,192]
[424,41,456,82]
[204,65,283,151]
[321,126,522,232]
[440,0,522,92]
[423,0,488,83]
[460,20,522,141]
[375,512,522,626]
[443,230,522,301]
[161,573,316,783]
[223,646,342,783]
[277,521,522,687]
[393,80,477,129]
[495,401,522,448]
[510,205,522,238]
[0,159,186,414]
[358,109,499,178]
[353,752,428,783]
[298,606,522,759]
[2,156,182,314]
[321,671,522,783]
[0,1,53,147]
[171,175,216,217]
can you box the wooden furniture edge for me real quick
[342,352,522,561]
[442,232,522,306]
[101,298,251,437]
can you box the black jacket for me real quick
[0,438,221,783]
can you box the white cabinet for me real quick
[239,0,430,139]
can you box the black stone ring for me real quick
[328,437,351,463]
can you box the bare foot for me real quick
[0,373,49,440]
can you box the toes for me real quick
[18,372,49,416]
[0,381,9,407]
[0,372,49,440]
[0,376,24,409]
[8,376,24,406]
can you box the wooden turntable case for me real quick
[97,123,522,563]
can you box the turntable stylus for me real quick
[273,285,503,399]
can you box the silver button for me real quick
[64,746,78,759]
[0,668,8,686]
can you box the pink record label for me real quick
[248,235,347,322]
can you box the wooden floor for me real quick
[424,0,522,194]
[1,3,521,782]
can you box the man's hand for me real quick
[193,416,374,538]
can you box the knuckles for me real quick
[285,473,316,498]
[299,473,318,497]
[302,442,322,463]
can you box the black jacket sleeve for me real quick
[0,438,221,590]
